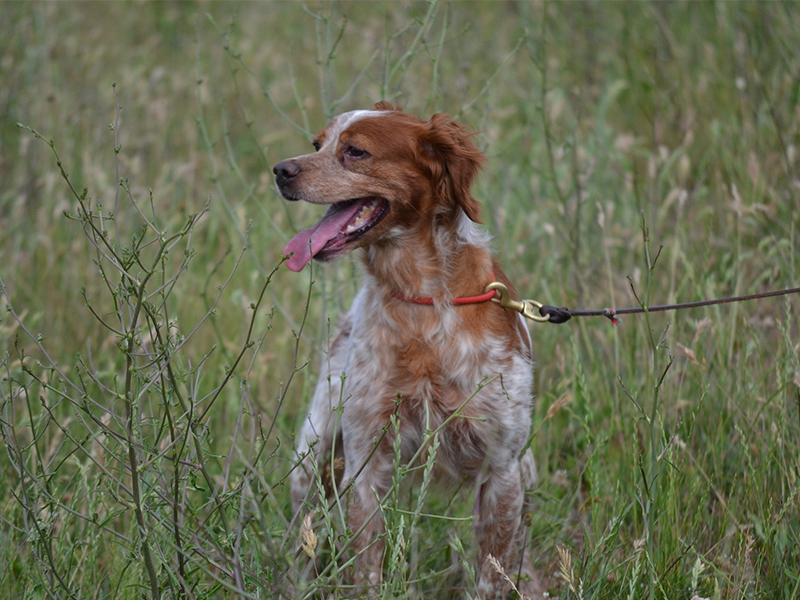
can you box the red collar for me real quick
[390,273,498,306]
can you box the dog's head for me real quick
[273,102,486,271]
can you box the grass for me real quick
[1,1,799,598]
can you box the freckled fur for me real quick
[277,103,542,598]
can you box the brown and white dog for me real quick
[274,102,539,598]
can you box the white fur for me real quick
[320,109,386,151]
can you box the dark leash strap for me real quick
[486,283,800,326]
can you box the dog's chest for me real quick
[348,304,490,392]
[343,292,531,423]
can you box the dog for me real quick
[274,102,540,598]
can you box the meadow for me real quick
[1,2,799,599]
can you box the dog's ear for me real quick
[418,113,486,223]
[374,101,400,111]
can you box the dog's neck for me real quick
[361,210,493,304]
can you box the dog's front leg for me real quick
[339,434,395,592]
[474,462,525,599]
[290,320,352,513]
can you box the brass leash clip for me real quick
[485,282,551,323]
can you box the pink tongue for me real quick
[283,201,367,272]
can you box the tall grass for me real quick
[1,2,799,599]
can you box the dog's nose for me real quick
[273,160,300,182]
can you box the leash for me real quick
[391,278,800,325]
[486,282,800,326]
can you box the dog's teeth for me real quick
[344,200,379,233]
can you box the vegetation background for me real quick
[1,1,798,599]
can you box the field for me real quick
[1,2,799,599]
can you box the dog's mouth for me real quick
[283,197,389,271]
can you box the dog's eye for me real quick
[345,145,369,159]
[312,139,321,151]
